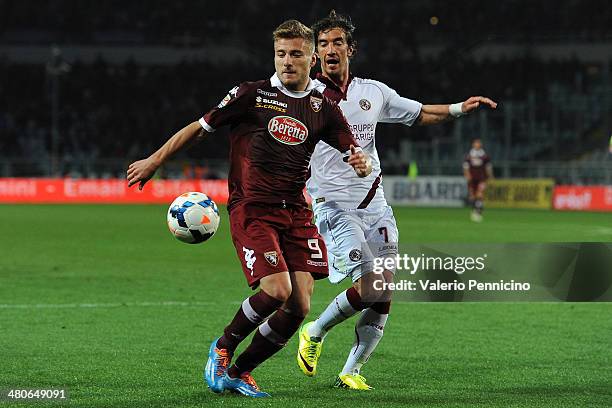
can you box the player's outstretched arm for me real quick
[417,96,498,126]
[347,145,372,178]
[127,121,206,190]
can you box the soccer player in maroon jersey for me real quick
[126,20,371,398]
[463,138,493,222]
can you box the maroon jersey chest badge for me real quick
[267,115,309,145]
[310,96,323,112]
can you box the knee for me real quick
[263,282,292,303]
[354,276,390,304]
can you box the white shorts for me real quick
[313,203,399,283]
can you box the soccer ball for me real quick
[167,192,220,244]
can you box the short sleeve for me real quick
[200,84,250,132]
[321,100,359,154]
[376,81,422,126]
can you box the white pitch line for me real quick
[0,300,593,310]
[0,300,342,309]
[0,301,220,309]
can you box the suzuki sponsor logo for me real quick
[267,116,309,145]
[255,96,287,112]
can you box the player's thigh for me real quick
[365,206,399,258]
[476,181,487,195]
[280,207,329,280]
[314,207,371,283]
[229,204,289,288]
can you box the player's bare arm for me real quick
[416,96,498,126]
[347,145,372,177]
[126,121,205,190]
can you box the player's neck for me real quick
[285,78,311,92]
[324,69,350,94]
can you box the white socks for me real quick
[309,289,359,338]
[341,308,388,375]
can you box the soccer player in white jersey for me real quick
[297,11,497,390]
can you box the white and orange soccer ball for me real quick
[167,192,220,244]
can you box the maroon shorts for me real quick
[468,179,487,196]
[229,203,329,288]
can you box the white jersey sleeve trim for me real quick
[198,117,216,133]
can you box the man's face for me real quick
[274,37,316,91]
[472,140,482,150]
[317,28,353,77]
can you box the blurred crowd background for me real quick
[1,0,611,183]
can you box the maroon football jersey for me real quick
[463,148,491,180]
[200,75,358,211]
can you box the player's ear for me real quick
[309,51,317,67]
[347,45,355,58]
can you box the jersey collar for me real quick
[315,72,355,101]
[270,73,314,98]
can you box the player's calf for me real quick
[340,302,389,377]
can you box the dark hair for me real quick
[272,19,314,52]
[311,10,357,55]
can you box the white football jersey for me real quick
[308,76,422,210]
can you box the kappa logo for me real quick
[264,251,279,266]
[243,246,256,275]
[359,99,371,111]
[257,88,278,97]
[310,96,323,112]
[267,116,309,145]
[218,85,239,108]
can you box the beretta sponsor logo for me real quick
[267,116,309,145]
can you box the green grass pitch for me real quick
[1,205,611,407]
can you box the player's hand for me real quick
[126,157,159,190]
[348,145,372,178]
[462,96,498,114]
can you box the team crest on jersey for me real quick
[349,249,362,261]
[218,86,239,108]
[264,251,279,266]
[267,116,309,145]
[359,99,371,111]
[310,96,323,112]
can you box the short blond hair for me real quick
[272,19,314,52]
